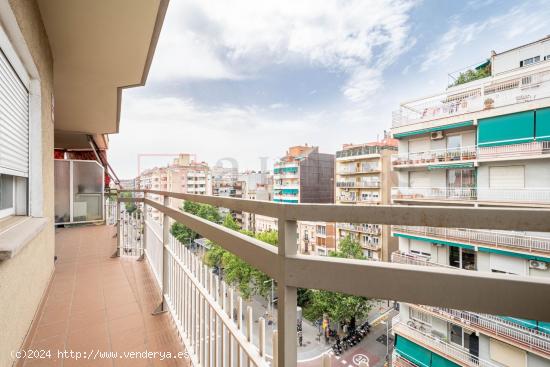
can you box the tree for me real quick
[303,235,371,324]
[329,235,365,259]
[120,191,137,214]
[170,201,221,244]
[451,60,491,87]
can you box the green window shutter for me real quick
[431,353,461,367]
[536,108,550,141]
[395,335,432,367]
[478,111,535,146]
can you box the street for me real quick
[298,308,398,367]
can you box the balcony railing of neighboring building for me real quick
[392,142,550,168]
[392,146,477,167]
[391,251,458,270]
[336,181,381,188]
[392,187,477,201]
[391,252,550,357]
[410,304,550,359]
[392,67,550,128]
[337,195,381,204]
[393,316,500,367]
[115,190,550,366]
[478,141,550,160]
[337,223,382,235]
[392,226,550,255]
[392,187,550,203]
[337,166,381,175]
[335,145,387,158]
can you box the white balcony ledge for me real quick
[0,217,47,260]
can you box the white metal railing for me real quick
[478,141,550,160]
[145,215,164,286]
[392,68,550,128]
[106,198,118,225]
[117,189,550,366]
[162,233,271,367]
[392,146,477,167]
[391,251,457,270]
[118,210,143,256]
[392,226,550,254]
[336,180,380,188]
[392,187,550,203]
[412,305,550,356]
[337,195,381,203]
[392,187,476,201]
[337,223,382,235]
[393,316,500,367]
[337,166,380,174]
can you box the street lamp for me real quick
[381,319,393,364]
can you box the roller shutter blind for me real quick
[409,138,430,153]
[0,48,29,177]
[478,111,534,147]
[410,171,431,187]
[489,166,524,188]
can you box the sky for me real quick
[110,0,550,179]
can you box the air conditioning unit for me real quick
[431,131,444,140]
[529,260,548,270]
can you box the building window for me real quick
[449,246,476,270]
[410,308,432,325]
[450,324,472,349]
[519,56,540,67]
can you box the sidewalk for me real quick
[245,296,395,362]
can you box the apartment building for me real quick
[391,37,550,367]
[138,154,211,221]
[297,221,336,255]
[334,138,398,261]
[273,145,334,204]
[240,171,273,232]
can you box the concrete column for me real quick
[277,219,298,367]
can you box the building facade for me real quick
[273,145,334,204]
[334,139,398,261]
[391,37,550,367]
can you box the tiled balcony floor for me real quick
[19,225,189,367]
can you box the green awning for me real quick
[395,336,431,367]
[478,111,535,147]
[428,162,474,170]
[394,121,474,138]
[432,353,460,367]
[536,108,550,141]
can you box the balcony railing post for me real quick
[153,194,170,315]
[138,190,147,261]
[277,218,298,367]
[111,192,121,258]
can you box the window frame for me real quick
[0,6,42,219]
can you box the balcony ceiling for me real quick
[37,0,168,140]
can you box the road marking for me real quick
[352,353,370,366]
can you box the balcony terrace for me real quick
[392,64,550,130]
[392,226,550,258]
[393,317,500,367]
[18,225,187,367]
[14,190,550,367]
[337,223,382,236]
[392,251,550,359]
[392,187,550,206]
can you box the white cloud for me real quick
[420,2,550,72]
[148,0,418,102]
